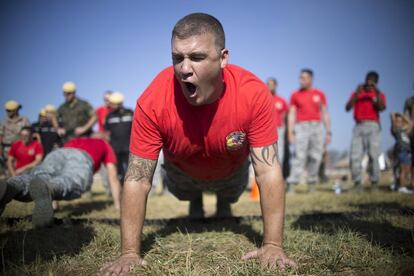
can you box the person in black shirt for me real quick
[104,92,133,183]
[32,106,62,157]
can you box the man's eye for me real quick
[190,56,205,62]
[172,56,183,63]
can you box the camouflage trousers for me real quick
[6,148,93,201]
[162,159,250,203]
[287,122,324,184]
[277,126,285,164]
[350,121,381,183]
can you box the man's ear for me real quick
[220,48,229,69]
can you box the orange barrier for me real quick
[250,178,260,201]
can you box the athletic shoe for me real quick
[189,196,204,219]
[29,177,54,228]
[398,187,414,194]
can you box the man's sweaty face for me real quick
[172,33,225,106]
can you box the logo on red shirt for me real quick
[275,102,283,110]
[312,95,320,103]
[28,149,35,156]
[226,131,246,151]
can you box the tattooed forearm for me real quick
[124,153,157,184]
[250,143,279,167]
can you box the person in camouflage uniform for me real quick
[346,71,386,190]
[286,69,332,192]
[0,100,30,160]
[57,82,97,143]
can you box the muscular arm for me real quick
[250,143,285,247]
[121,153,157,256]
[345,95,357,111]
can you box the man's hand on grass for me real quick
[100,253,146,276]
[242,244,297,271]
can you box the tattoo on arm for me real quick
[250,143,279,167]
[125,153,157,183]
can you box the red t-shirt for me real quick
[96,106,112,132]
[9,140,43,169]
[273,95,288,127]
[349,89,386,122]
[290,89,327,122]
[64,137,117,173]
[130,65,278,180]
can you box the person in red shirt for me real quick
[346,71,386,190]
[96,91,113,135]
[7,126,43,176]
[286,69,332,191]
[0,137,121,227]
[101,13,296,275]
[267,78,289,166]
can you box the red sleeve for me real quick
[103,140,117,164]
[129,103,162,160]
[8,143,17,157]
[248,87,278,147]
[35,142,44,156]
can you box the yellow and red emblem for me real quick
[226,131,246,151]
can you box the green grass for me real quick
[1,172,414,275]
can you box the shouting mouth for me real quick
[183,82,198,98]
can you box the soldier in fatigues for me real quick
[57,82,97,143]
[0,100,30,160]
[346,71,386,190]
[286,69,332,192]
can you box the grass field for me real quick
[1,172,414,275]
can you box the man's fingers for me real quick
[285,258,298,269]
[276,258,286,271]
[241,250,259,260]
[100,261,113,272]
[120,264,131,275]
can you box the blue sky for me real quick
[1,0,413,151]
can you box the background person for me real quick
[57,82,97,143]
[32,105,62,157]
[96,90,113,137]
[286,69,331,192]
[267,78,288,167]
[0,100,30,161]
[104,92,133,183]
[390,113,413,193]
[7,126,43,177]
[0,137,122,227]
[346,71,386,191]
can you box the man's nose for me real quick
[180,58,193,79]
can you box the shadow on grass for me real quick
[0,223,95,271]
[291,211,414,256]
[141,217,263,255]
[57,199,112,217]
[351,202,414,216]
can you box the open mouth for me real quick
[184,82,198,97]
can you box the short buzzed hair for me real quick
[172,13,225,52]
[301,68,314,78]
